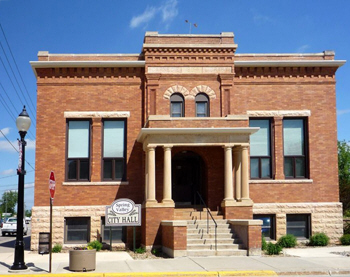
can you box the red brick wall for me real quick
[223,206,253,219]
[162,225,187,250]
[34,68,145,207]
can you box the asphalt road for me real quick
[0,222,31,253]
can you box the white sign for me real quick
[105,199,141,226]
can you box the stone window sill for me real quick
[250,179,313,184]
[63,181,129,186]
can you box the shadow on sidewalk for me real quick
[0,236,31,250]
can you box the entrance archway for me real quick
[172,151,205,206]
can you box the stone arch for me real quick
[163,85,190,99]
[190,85,216,99]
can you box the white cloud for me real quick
[337,109,350,116]
[251,9,273,25]
[130,0,178,29]
[0,169,16,175]
[0,127,11,138]
[297,44,311,53]
[0,138,35,152]
[24,183,35,189]
[130,6,157,28]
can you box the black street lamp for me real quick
[10,106,31,271]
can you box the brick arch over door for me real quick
[163,85,190,99]
[190,85,216,99]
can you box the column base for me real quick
[161,199,175,207]
[143,199,158,207]
[221,198,236,207]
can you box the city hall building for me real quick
[30,32,345,256]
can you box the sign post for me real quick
[105,199,141,252]
[48,171,55,273]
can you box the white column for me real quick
[241,145,250,200]
[146,146,157,203]
[233,147,242,201]
[145,149,149,201]
[162,146,174,204]
[223,146,234,200]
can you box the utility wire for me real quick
[0,94,16,121]
[0,24,37,116]
[0,170,34,180]
[0,129,35,171]
[0,56,36,130]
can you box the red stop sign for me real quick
[49,171,56,199]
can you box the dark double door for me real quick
[172,152,204,205]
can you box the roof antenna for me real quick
[185,20,197,34]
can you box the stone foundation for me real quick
[253,202,343,243]
[31,205,111,251]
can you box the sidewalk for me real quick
[0,246,350,276]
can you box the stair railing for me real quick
[196,191,217,251]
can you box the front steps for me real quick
[174,209,247,256]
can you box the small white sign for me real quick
[106,198,141,226]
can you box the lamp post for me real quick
[11,106,31,271]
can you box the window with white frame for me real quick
[103,120,126,181]
[67,120,90,181]
[65,217,90,243]
[283,118,308,178]
[249,119,272,179]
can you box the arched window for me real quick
[195,93,209,117]
[170,93,184,117]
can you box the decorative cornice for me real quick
[235,60,345,67]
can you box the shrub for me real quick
[266,242,282,255]
[135,247,146,254]
[277,234,297,248]
[344,222,350,234]
[308,233,329,246]
[261,236,267,251]
[340,234,350,245]
[52,243,62,253]
[87,240,103,251]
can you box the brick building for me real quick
[30,32,345,256]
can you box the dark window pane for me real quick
[171,103,182,117]
[250,158,259,178]
[196,102,207,117]
[295,157,305,177]
[115,160,124,179]
[253,215,274,239]
[68,160,77,180]
[104,160,112,179]
[261,158,271,178]
[284,158,293,177]
[66,218,89,242]
[287,214,309,238]
[80,160,89,180]
[103,226,123,241]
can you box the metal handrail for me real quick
[196,191,217,251]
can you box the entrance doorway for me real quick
[172,151,205,206]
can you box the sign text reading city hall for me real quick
[105,198,141,226]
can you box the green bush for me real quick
[87,240,103,251]
[308,233,329,246]
[135,247,146,254]
[266,242,282,255]
[344,221,350,234]
[340,234,350,245]
[52,243,62,253]
[277,234,297,248]
[261,236,267,251]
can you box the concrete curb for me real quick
[0,270,277,277]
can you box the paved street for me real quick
[0,222,31,254]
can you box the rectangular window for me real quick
[283,118,308,178]
[103,120,126,181]
[67,120,90,181]
[249,119,272,179]
[65,217,90,243]
[287,214,310,239]
[171,102,183,117]
[101,217,125,243]
[253,214,275,240]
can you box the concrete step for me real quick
[187,243,240,250]
[187,233,237,240]
[187,238,242,245]
[187,219,228,225]
[187,249,247,257]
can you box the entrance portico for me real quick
[138,126,257,202]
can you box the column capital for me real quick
[145,145,157,152]
[222,145,233,150]
[163,145,173,150]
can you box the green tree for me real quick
[0,191,18,216]
[338,140,350,212]
[25,209,32,217]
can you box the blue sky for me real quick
[0,0,349,210]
